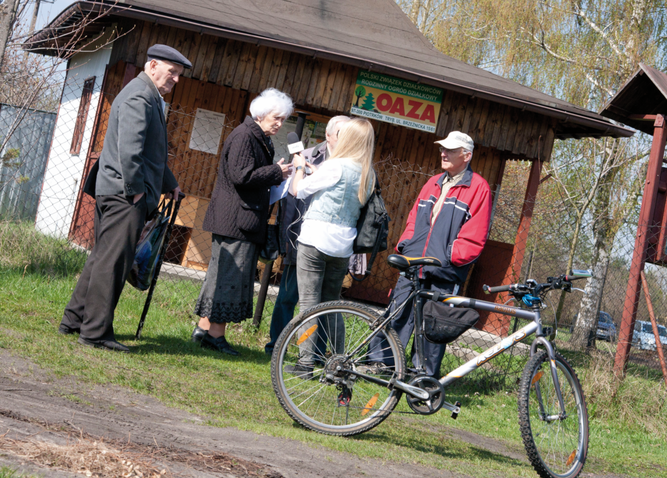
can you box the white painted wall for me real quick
[35,30,113,238]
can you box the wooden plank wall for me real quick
[108,20,557,163]
[162,77,248,198]
[101,20,559,303]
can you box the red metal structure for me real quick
[600,63,667,376]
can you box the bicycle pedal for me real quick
[451,401,461,420]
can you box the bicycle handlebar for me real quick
[483,284,515,294]
[483,270,592,297]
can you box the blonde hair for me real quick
[329,118,376,204]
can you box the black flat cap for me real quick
[147,44,192,69]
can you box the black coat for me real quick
[203,116,283,244]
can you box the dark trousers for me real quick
[265,264,299,353]
[368,276,457,378]
[295,244,348,365]
[62,195,147,341]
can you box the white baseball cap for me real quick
[435,131,474,152]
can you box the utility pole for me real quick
[0,0,22,73]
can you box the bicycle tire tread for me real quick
[271,300,406,436]
[518,350,589,478]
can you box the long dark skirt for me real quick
[194,234,259,323]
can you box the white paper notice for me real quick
[189,108,226,154]
[270,176,293,205]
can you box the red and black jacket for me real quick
[396,167,492,284]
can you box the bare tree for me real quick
[397,0,665,350]
[1,1,127,192]
[0,0,22,73]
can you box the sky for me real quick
[34,0,76,30]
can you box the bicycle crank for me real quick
[405,376,445,415]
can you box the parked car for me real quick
[632,320,667,351]
[596,312,617,342]
[570,311,617,342]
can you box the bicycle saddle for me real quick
[387,254,442,271]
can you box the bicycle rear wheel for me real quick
[518,350,589,478]
[271,300,406,436]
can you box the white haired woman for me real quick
[192,88,293,355]
[285,118,376,378]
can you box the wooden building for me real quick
[27,0,632,336]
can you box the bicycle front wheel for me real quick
[271,300,406,436]
[518,350,589,478]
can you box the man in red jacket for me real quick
[369,131,492,377]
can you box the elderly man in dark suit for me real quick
[58,44,191,352]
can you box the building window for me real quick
[70,77,96,155]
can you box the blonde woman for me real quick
[286,118,375,378]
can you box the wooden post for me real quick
[614,115,667,377]
[486,158,542,337]
[640,271,667,390]
[505,158,542,284]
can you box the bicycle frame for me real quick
[346,283,569,416]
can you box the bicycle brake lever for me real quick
[572,287,586,293]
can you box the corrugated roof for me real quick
[27,0,633,139]
[600,63,667,136]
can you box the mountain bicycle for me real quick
[271,254,591,478]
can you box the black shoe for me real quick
[58,323,80,335]
[201,333,239,356]
[284,363,314,380]
[191,326,206,343]
[78,337,130,353]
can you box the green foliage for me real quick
[1,147,20,168]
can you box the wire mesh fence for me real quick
[1,75,666,392]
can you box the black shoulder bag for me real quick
[352,181,390,280]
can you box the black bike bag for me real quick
[423,302,480,344]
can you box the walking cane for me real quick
[135,192,185,339]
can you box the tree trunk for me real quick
[570,138,622,351]
[571,241,610,348]
[555,210,584,323]
[0,0,21,73]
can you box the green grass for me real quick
[0,467,38,478]
[1,223,666,477]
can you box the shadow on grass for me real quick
[121,334,272,365]
[354,426,527,469]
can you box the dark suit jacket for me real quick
[202,116,283,244]
[87,71,178,214]
[279,141,328,265]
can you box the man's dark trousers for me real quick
[368,276,457,378]
[62,194,147,342]
[265,264,299,353]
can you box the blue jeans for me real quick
[265,264,299,353]
[296,244,349,365]
[368,276,457,378]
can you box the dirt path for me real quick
[0,350,625,478]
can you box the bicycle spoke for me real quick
[271,301,405,435]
